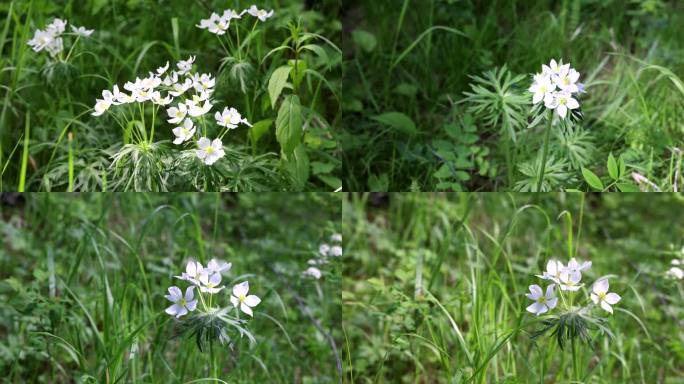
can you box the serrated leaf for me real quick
[607,153,618,180]
[283,144,309,191]
[371,112,418,135]
[268,66,291,109]
[275,95,302,154]
[581,167,604,190]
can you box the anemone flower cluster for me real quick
[529,59,585,119]
[666,257,684,280]
[91,56,251,165]
[165,259,261,318]
[526,257,621,315]
[196,4,274,35]
[27,18,93,59]
[303,233,342,279]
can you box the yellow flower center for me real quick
[598,292,607,301]
[559,98,567,105]
[176,111,183,117]
[538,296,547,304]
[206,147,214,154]
[540,85,547,93]
[563,77,570,85]
[239,294,246,303]
[179,298,187,306]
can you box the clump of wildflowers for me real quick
[303,233,342,279]
[27,18,93,60]
[92,56,251,166]
[529,59,585,119]
[666,257,684,280]
[526,258,622,349]
[165,259,261,350]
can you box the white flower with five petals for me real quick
[230,281,261,316]
[165,286,198,318]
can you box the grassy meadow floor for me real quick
[341,1,684,192]
[343,193,684,383]
[0,193,342,383]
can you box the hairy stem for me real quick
[536,116,552,192]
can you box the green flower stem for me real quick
[244,20,259,59]
[64,35,80,62]
[235,23,242,60]
[198,290,209,311]
[536,115,553,192]
[149,105,157,144]
[571,336,581,380]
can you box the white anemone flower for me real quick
[197,13,219,30]
[207,259,232,274]
[303,267,322,279]
[193,73,216,92]
[92,99,111,116]
[331,233,342,242]
[544,91,579,119]
[559,270,582,291]
[70,25,94,37]
[169,78,193,97]
[215,107,250,129]
[199,272,225,294]
[247,5,274,21]
[46,18,67,35]
[174,261,205,285]
[554,67,580,93]
[172,118,196,145]
[187,100,212,117]
[319,243,330,256]
[152,92,173,106]
[526,284,558,316]
[230,281,261,316]
[165,286,198,318]
[590,279,621,314]
[45,37,64,57]
[665,266,683,280]
[196,137,225,165]
[177,55,195,75]
[156,61,169,75]
[27,29,54,52]
[529,75,556,104]
[536,259,564,284]
[565,258,592,274]
[542,58,569,77]
[329,245,342,257]
[163,71,179,86]
[167,103,188,124]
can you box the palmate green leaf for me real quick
[275,95,302,155]
[268,66,291,109]
[371,112,418,136]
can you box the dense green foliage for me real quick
[0,193,342,382]
[341,0,684,191]
[0,0,341,191]
[343,193,684,382]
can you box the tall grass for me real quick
[343,193,684,382]
[0,193,342,382]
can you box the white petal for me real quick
[165,304,180,316]
[566,97,579,109]
[184,286,195,301]
[186,261,196,276]
[209,272,221,286]
[230,295,239,308]
[527,284,542,300]
[167,286,182,302]
[605,292,621,305]
[593,279,609,294]
[186,299,198,311]
[532,92,543,104]
[240,302,254,316]
[233,281,249,297]
[546,297,558,309]
[175,306,188,318]
[526,302,547,315]
[557,104,567,118]
[600,300,613,314]
[590,293,599,304]
[545,284,556,299]
[244,295,261,307]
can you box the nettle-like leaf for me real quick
[268,66,291,109]
[275,95,303,155]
